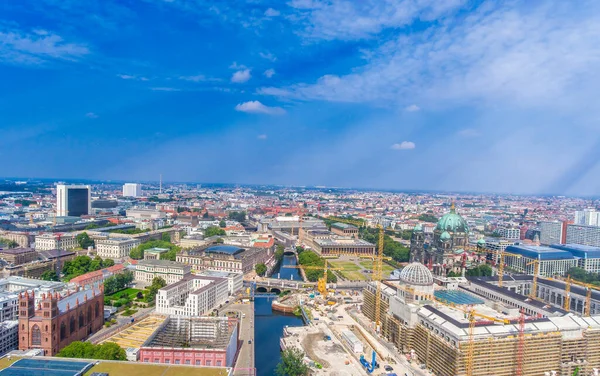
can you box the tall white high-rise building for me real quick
[123,183,142,198]
[574,209,600,226]
[56,184,91,217]
[539,221,564,245]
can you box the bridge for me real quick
[244,278,367,294]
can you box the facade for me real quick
[0,232,35,248]
[330,222,359,238]
[123,183,142,198]
[0,321,18,356]
[95,238,141,259]
[410,203,471,275]
[482,238,516,263]
[0,248,38,265]
[155,275,228,316]
[144,247,169,260]
[177,245,273,274]
[0,249,75,279]
[303,230,375,256]
[126,208,166,220]
[504,245,578,276]
[35,233,78,251]
[566,224,600,247]
[139,316,238,367]
[549,244,600,273]
[18,287,104,356]
[195,270,243,295]
[496,226,521,240]
[575,209,600,226]
[135,259,191,285]
[540,221,565,245]
[0,276,65,296]
[69,264,126,288]
[56,184,91,217]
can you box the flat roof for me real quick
[205,245,244,255]
[0,358,93,376]
[331,222,357,230]
[505,245,575,260]
[550,244,600,259]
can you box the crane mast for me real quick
[374,225,384,332]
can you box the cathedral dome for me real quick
[399,262,434,286]
[413,223,423,231]
[477,238,486,246]
[440,231,451,241]
[436,204,469,233]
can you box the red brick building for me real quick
[18,287,104,356]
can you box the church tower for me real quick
[410,224,425,263]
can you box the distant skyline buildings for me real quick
[574,209,600,226]
[56,184,91,217]
[123,183,142,198]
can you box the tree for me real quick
[255,263,267,276]
[145,276,167,304]
[228,211,246,222]
[76,232,94,249]
[130,240,181,260]
[298,250,337,283]
[275,347,309,376]
[0,238,18,249]
[204,226,226,237]
[102,258,115,268]
[219,220,227,228]
[275,247,284,263]
[418,214,438,223]
[57,341,126,361]
[104,270,134,295]
[161,232,171,242]
[90,256,103,272]
[41,270,59,281]
[466,264,493,277]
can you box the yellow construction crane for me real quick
[472,247,522,287]
[284,259,343,298]
[526,259,540,299]
[551,275,600,316]
[374,225,384,332]
[564,275,572,311]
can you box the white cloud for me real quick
[231,69,252,83]
[0,28,89,65]
[265,2,600,111]
[264,8,281,17]
[289,0,466,40]
[391,141,415,150]
[151,87,181,92]
[118,74,148,81]
[405,104,420,112]
[229,62,247,69]
[235,101,285,115]
[85,112,98,119]
[257,134,268,140]
[179,74,206,82]
[259,52,277,61]
[264,69,276,78]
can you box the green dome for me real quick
[440,231,451,241]
[477,238,486,245]
[436,207,469,233]
[413,223,423,231]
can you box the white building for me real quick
[96,237,141,259]
[496,227,521,240]
[56,184,91,217]
[135,259,191,285]
[34,233,78,251]
[539,221,564,245]
[575,209,600,226]
[123,183,142,198]
[0,293,18,322]
[126,208,166,220]
[504,245,578,277]
[566,224,600,247]
[195,270,243,296]
[155,275,229,316]
[0,321,18,356]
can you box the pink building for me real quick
[69,264,126,287]
[138,316,239,367]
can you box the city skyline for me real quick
[2,1,600,196]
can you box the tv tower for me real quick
[159,174,162,194]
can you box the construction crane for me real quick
[551,275,600,316]
[565,276,572,311]
[517,309,526,376]
[374,225,384,332]
[526,259,540,299]
[472,247,522,287]
[283,259,343,298]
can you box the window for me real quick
[79,311,85,328]
[216,360,222,366]
[206,360,211,366]
[154,359,160,363]
[195,360,201,365]
[45,325,48,332]
[185,360,190,365]
[175,360,180,364]
[70,316,76,333]
[144,358,149,363]
[31,325,41,346]
[60,322,66,341]
[87,306,92,323]
[165,359,170,364]
[95,301,100,318]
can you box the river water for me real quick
[254,253,304,376]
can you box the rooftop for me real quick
[144,316,236,350]
[550,243,600,259]
[138,259,187,268]
[204,245,244,255]
[0,248,35,255]
[505,244,575,260]
[57,288,101,313]
[331,222,358,230]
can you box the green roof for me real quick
[331,222,357,230]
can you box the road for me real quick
[228,302,255,376]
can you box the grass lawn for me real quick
[328,260,361,271]
[84,361,229,376]
[0,356,17,370]
[106,288,143,300]
[358,261,396,278]
[339,270,368,281]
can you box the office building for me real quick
[19,287,104,356]
[95,238,141,259]
[549,244,600,274]
[123,183,142,198]
[56,185,91,217]
[134,260,191,285]
[177,245,273,274]
[330,222,359,238]
[566,224,600,247]
[0,321,18,356]
[195,270,243,295]
[504,245,578,276]
[539,221,570,245]
[575,209,600,226]
[155,275,228,316]
[495,226,521,240]
[303,230,375,256]
[34,233,78,251]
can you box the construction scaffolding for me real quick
[145,316,236,350]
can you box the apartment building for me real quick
[155,275,228,317]
[566,224,600,247]
[134,260,191,285]
[95,238,141,259]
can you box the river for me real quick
[254,253,304,376]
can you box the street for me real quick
[228,302,255,376]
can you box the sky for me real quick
[1,0,600,196]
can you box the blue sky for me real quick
[1,0,600,195]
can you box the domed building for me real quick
[397,262,434,303]
[410,202,470,275]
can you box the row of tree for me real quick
[358,228,410,263]
[104,270,135,295]
[145,276,167,304]
[0,237,18,248]
[129,240,180,261]
[297,248,337,283]
[204,226,226,237]
[567,267,600,286]
[57,341,126,360]
[62,255,115,281]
